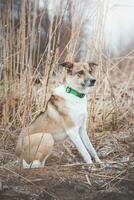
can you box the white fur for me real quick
[54,85,101,164]
[23,159,44,168]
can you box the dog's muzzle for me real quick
[90,78,96,86]
[82,78,96,87]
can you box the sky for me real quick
[39,0,134,58]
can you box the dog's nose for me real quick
[90,79,96,85]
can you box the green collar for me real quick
[64,85,85,98]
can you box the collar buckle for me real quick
[79,93,85,98]
[66,86,71,93]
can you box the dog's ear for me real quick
[88,62,98,68]
[60,62,73,69]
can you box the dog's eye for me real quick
[89,70,92,74]
[77,70,84,76]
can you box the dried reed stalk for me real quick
[0,0,133,138]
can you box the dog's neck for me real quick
[65,80,88,94]
[64,85,85,98]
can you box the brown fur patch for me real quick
[48,94,75,128]
[62,62,97,76]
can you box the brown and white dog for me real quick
[16,62,101,168]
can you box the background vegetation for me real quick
[0,1,133,199]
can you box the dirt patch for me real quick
[0,164,134,200]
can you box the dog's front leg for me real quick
[79,126,101,163]
[67,128,93,164]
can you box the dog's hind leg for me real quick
[21,133,54,168]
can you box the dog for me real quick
[16,61,101,168]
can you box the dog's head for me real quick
[60,61,97,91]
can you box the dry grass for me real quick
[0,0,134,199]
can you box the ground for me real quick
[0,129,134,200]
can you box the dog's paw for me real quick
[30,160,44,168]
[23,160,44,169]
[88,164,98,172]
[22,160,30,168]
[96,161,106,168]
[94,157,104,166]
[94,156,101,163]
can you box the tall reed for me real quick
[0,0,133,138]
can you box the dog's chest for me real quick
[55,85,88,125]
[67,98,87,124]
